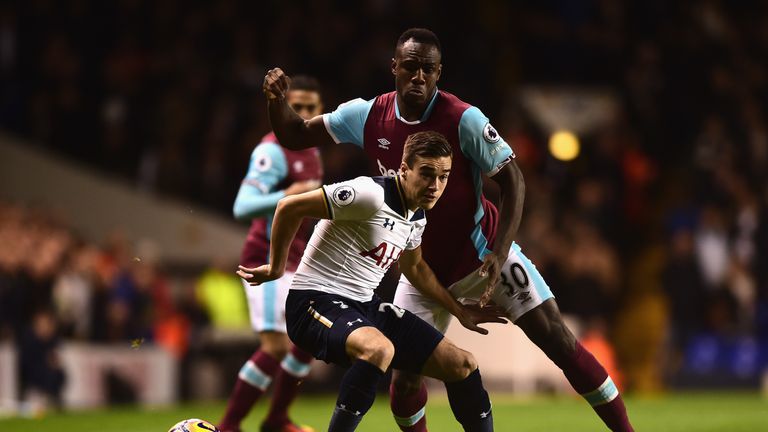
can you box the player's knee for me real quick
[448,349,477,381]
[391,371,423,395]
[357,337,395,370]
[258,333,292,360]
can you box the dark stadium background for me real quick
[0,0,766,421]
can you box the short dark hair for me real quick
[396,28,441,54]
[289,75,321,93]
[402,131,452,167]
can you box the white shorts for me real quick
[393,243,554,333]
[244,271,294,333]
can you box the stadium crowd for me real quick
[1,0,767,399]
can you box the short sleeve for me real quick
[458,106,515,176]
[405,219,427,250]
[242,142,288,192]
[321,176,384,221]
[322,98,375,147]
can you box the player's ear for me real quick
[391,58,397,76]
[436,64,442,81]
[399,161,409,177]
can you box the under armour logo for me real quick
[347,318,363,327]
[377,138,391,149]
[338,404,362,416]
[382,218,395,230]
[332,300,349,309]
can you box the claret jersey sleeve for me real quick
[458,106,515,177]
[321,176,384,221]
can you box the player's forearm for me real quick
[266,197,305,276]
[492,161,525,257]
[233,188,285,221]
[267,99,313,150]
[403,260,463,317]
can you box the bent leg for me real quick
[389,276,453,432]
[219,333,285,432]
[517,299,633,432]
[262,344,314,430]
[328,326,392,432]
[421,339,492,432]
[390,370,428,432]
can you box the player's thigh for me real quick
[371,301,445,374]
[450,243,555,322]
[243,272,294,333]
[419,337,476,383]
[393,275,454,333]
[284,289,374,367]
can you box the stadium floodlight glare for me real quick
[548,130,580,161]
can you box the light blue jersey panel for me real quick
[458,106,515,176]
[233,141,289,220]
[322,98,375,147]
[458,107,516,260]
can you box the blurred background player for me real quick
[262,29,633,432]
[218,75,324,432]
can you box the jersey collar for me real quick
[394,88,439,125]
[394,175,415,219]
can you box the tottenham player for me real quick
[219,76,323,432]
[261,29,633,432]
[239,131,505,432]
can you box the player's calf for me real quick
[326,327,395,432]
[421,339,493,431]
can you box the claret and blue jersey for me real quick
[322,89,515,286]
[234,132,322,271]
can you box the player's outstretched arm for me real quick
[400,247,508,335]
[479,160,526,306]
[263,68,336,150]
[237,188,327,285]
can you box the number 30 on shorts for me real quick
[379,302,405,318]
[499,262,529,297]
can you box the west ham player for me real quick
[219,76,323,432]
[261,29,634,432]
[239,131,505,432]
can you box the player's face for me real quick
[400,155,452,211]
[287,90,323,120]
[392,40,442,111]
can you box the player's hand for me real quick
[263,68,291,101]
[236,264,283,285]
[284,180,322,196]
[456,303,508,335]
[478,252,504,307]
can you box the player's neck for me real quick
[398,176,420,212]
[396,95,428,123]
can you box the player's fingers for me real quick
[235,269,252,279]
[478,287,493,307]
[478,261,491,278]
[471,325,489,335]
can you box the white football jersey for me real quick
[292,176,426,302]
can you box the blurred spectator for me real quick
[195,259,249,330]
[18,309,66,413]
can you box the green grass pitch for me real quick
[1,392,765,431]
